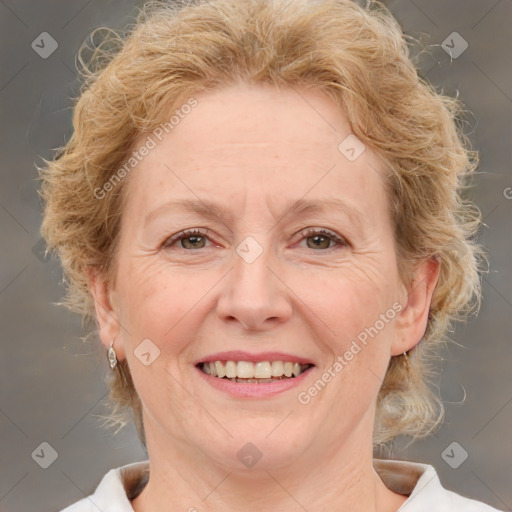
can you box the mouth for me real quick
[196,360,315,383]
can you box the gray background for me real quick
[1,1,511,511]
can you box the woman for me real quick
[38,0,500,510]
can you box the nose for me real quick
[216,237,292,332]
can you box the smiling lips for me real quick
[199,360,313,382]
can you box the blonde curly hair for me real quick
[38,0,486,449]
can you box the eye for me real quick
[163,227,348,251]
[298,227,347,250]
[163,228,212,250]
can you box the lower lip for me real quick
[195,365,315,398]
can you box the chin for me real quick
[196,423,311,471]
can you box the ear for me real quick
[391,257,441,356]
[86,266,126,360]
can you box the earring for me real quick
[108,340,118,369]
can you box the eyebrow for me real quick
[144,197,366,231]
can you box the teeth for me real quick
[225,360,237,378]
[215,361,225,378]
[254,361,272,378]
[200,360,311,379]
[237,361,254,378]
[292,362,302,377]
[271,361,284,376]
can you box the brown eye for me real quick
[164,229,210,250]
[163,227,347,252]
[300,228,347,250]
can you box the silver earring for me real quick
[108,340,118,369]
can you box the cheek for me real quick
[306,262,398,378]
[297,258,395,336]
[116,260,188,340]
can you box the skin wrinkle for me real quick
[89,83,439,512]
[142,196,368,238]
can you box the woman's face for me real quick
[91,83,438,470]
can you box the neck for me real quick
[131,415,407,512]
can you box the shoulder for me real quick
[58,460,150,512]
[374,458,504,512]
[425,487,505,512]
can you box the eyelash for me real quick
[163,227,347,251]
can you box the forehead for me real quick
[123,83,390,223]
[160,84,352,160]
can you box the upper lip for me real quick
[195,350,315,366]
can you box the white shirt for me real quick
[60,458,504,511]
